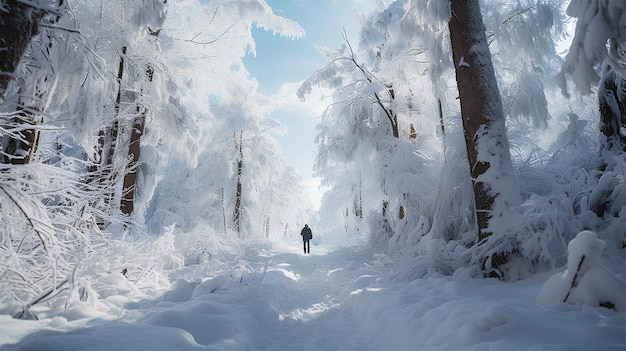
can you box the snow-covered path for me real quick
[257,246,375,350]
[1,242,626,350]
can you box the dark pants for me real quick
[303,240,310,254]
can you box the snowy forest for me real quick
[1,0,626,350]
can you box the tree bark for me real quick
[233,130,243,236]
[598,64,626,157]
[2,109,40,164]
[0,2,49,164]
[0,1,44,98]
[120,66,152,215]
[448,0,520,242]
[120,108,146,215]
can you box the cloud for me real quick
[269,80,331,118]
[301,176,328,211]
[264,81,333,179]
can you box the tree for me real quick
[598,48,626,156]
[1,0,311,315]
[76,0,168,222]
[298,20,432,242]
[448,0,521,243]
[140,0,308,237]
[0,1,63,164]
[555,1,626,168]
[481,1,565,131]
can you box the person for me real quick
[300,224,312,254]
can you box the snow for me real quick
[556,0,626,96]
[3,1,626,350]
[458,56,470,68]
[1,240,625,351]
[539,231,626,312]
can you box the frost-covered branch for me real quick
[502,4,536,25]
[185,23,237,45]
[0,185,50,254]
[298,30,398,137]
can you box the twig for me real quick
[0,185,49,254]
[185,23,237,45]
[39,23,81,34]
[503,5,536,25]
[564,254,586,303]
[14,277,69,320]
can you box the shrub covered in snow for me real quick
[538,230,626,311]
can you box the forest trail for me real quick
[255,244,384,350]
[3,242,626,351]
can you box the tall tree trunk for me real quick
[86,46,126,228]
[448,0,521,242]
[233,130,243,237]
[354,173,363,219]
[120,107,146,215]
[599,62,626,160]
[96,46,126,210]
[0,2,50,164]
[0,2,44,98]
[120,66,152,215]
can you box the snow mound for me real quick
[538,230,626,311]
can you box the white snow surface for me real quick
[1,240,625,351]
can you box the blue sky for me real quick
[244,0,376,179]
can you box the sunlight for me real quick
[267,267,301,282]
[278,295,340,322]
[327,268,343,276]
[350,287,383,295]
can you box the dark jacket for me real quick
[301,226,312,241]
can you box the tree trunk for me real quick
[354,175,363,219]
[97,47,126,209]
[233,130,243,237]
[448,0,521,242]
[120,108,146,215]
[2,111,40,164]
[120,66,152,215]
[0,2,49,164]
[0,2,44,98]
[85,46,126,228]
[599,63,626,158]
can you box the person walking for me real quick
[300,224,312,254]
